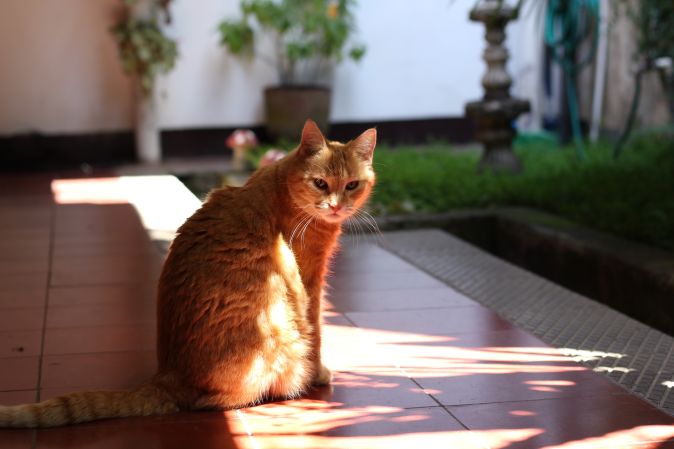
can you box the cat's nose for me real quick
[328,204,342,213]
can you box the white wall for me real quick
[0,0,134,134]
[0,0,542,134]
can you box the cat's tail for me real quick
[0,382,178,428]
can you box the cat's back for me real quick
[169,183,277,261]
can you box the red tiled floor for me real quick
[449,395,674,448]
[33,412,250,449]
[0,288,46,309]
[44,325,155,355]
[46,301,156,328]
[0,307,45,331]
[305,373,436,409]
[40,351,156,390]
[0,357,39,391]
[0,429,34,449]
[1,174,673,449]
[0,330,43,358]
[50,254,161,287]
[345,305,514,336]
[330,270,446,292]
[0,257,49,275]
[328,286,479,312]
[0,272,48,290]
[0,390,37,405]
[331,245,419,274]
[0,208,51,230]
[48,284,156,307]
[241,405,482,449]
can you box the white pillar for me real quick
[134,82,161,164]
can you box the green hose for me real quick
[545,0,600,160]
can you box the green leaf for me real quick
[349,45,366,61]
[217,0,366,84]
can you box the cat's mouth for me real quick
[316,208,348,223]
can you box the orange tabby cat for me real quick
[0,119,376,428]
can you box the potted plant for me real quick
[218,0,366,140]
[112,0,178,163]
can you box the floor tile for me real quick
[328,286,479,312]
[0,429,34,449]
[0,272,48,290]
[449,394,674,449]
[304,372,436,409]
[34,412,250,449]
[242,405,483,449]
[0,330,42,358]
[330,270,446,292]
[417,362,625,406]
[53,206,150,241]
[50,257,161,286]
[0,288,46,309]
[48,284,156,307]
[40,351,156,389]
[0,174,54,196]
[320,314,393,373]
[331,245,419,274]
[0,208,51,230]
[346,306,514,337]
[0,242,49,264]
[0,228,51,248]
[46,301,156,328]
[0,308,45,331]
[0,357,39,391]
[0,257,50,275]
[44,325,155,355]
[361,327,570,371]
[53,238,157,258]
[0,389,38,405]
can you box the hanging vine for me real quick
[111,0,178,96]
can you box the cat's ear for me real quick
[298,119,326,157]
[352,128,377,163]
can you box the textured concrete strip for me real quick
[377,229,674,416]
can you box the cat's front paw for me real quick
[312,364,332,386]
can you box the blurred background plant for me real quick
[218,0,365,86]
[369,129,674,251]
[613,0,674,156]
[111,0,178,95]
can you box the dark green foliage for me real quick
[371,131,674,251]
[617,0,674,62]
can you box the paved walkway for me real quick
[377,230,674,417]
[0,173,673,448]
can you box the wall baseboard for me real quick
[0,117,474,171]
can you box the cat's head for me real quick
[287,120,376,224]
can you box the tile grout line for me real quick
[341,308,479,431]
[35,196,57,404]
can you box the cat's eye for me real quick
[345,181,360,191]
[313,178,328,190]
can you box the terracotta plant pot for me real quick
[265,86,331,141]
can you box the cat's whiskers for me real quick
[346,214,365,249]
[289,217,309,247]
[298,215,315,248]
[289,210,313,247]
[352,209,383,244]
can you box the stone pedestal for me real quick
[465,0,530,173]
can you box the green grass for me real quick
[370,130,674,251]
